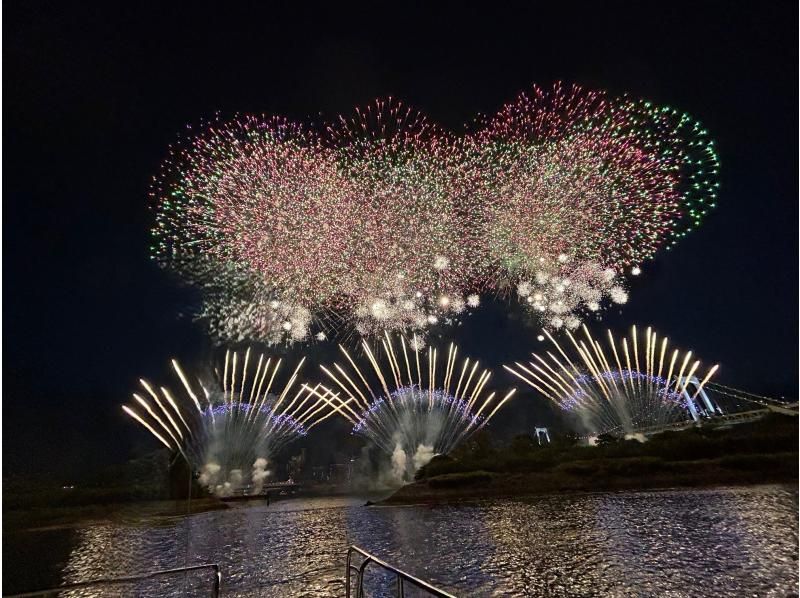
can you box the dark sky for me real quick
[5,1,798,477]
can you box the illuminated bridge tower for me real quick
[677,376,722,421]
[534,427,551,445]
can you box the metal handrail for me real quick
[4,563,221,597]
[346,545,456,598]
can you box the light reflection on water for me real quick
[13,486,800,596]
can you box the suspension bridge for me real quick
[638,380,797,436]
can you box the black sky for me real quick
[5,1,798,477]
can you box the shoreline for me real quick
[372,480,798,509]
[379,460,798,506]
[5,473,796,532]
[3,497,232,532]
[4,489,391,532]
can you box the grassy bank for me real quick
[383,413,799,505]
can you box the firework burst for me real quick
[504,325,719,437]
[311,333,516,480]
[152,108,483,344]
[122,349,340,496]
[323,98,484,338]
[150,85,718,341]
[151,115,366,344]
[466,83,719,328]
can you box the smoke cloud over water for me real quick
[391,443,408,482]
[197,458,272,497]
[198,462,222,488]
[251,457,270,494]
[413,444,435,471]
[386,441,437,484]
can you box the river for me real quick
[4,485,798,596]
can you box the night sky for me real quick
[5,2,798,478]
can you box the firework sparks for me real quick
[512,257,627,330]
[324,98,484,338]
[152,108,482,343]
[504,325,719,437]
[151,115,367,344]
[122,349,340,496]
[466,82,719,329]
[192,263,333,345]
[150,85,718,340]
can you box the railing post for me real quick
[357,556,372,598]
[344,545,454,598]
[346,548,352,598]
[212,564,221,597]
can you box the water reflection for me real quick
[11,486,797,596]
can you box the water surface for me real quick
[4,485,798,596]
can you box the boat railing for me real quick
[3,563,221,597]
[346,545,456,598]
